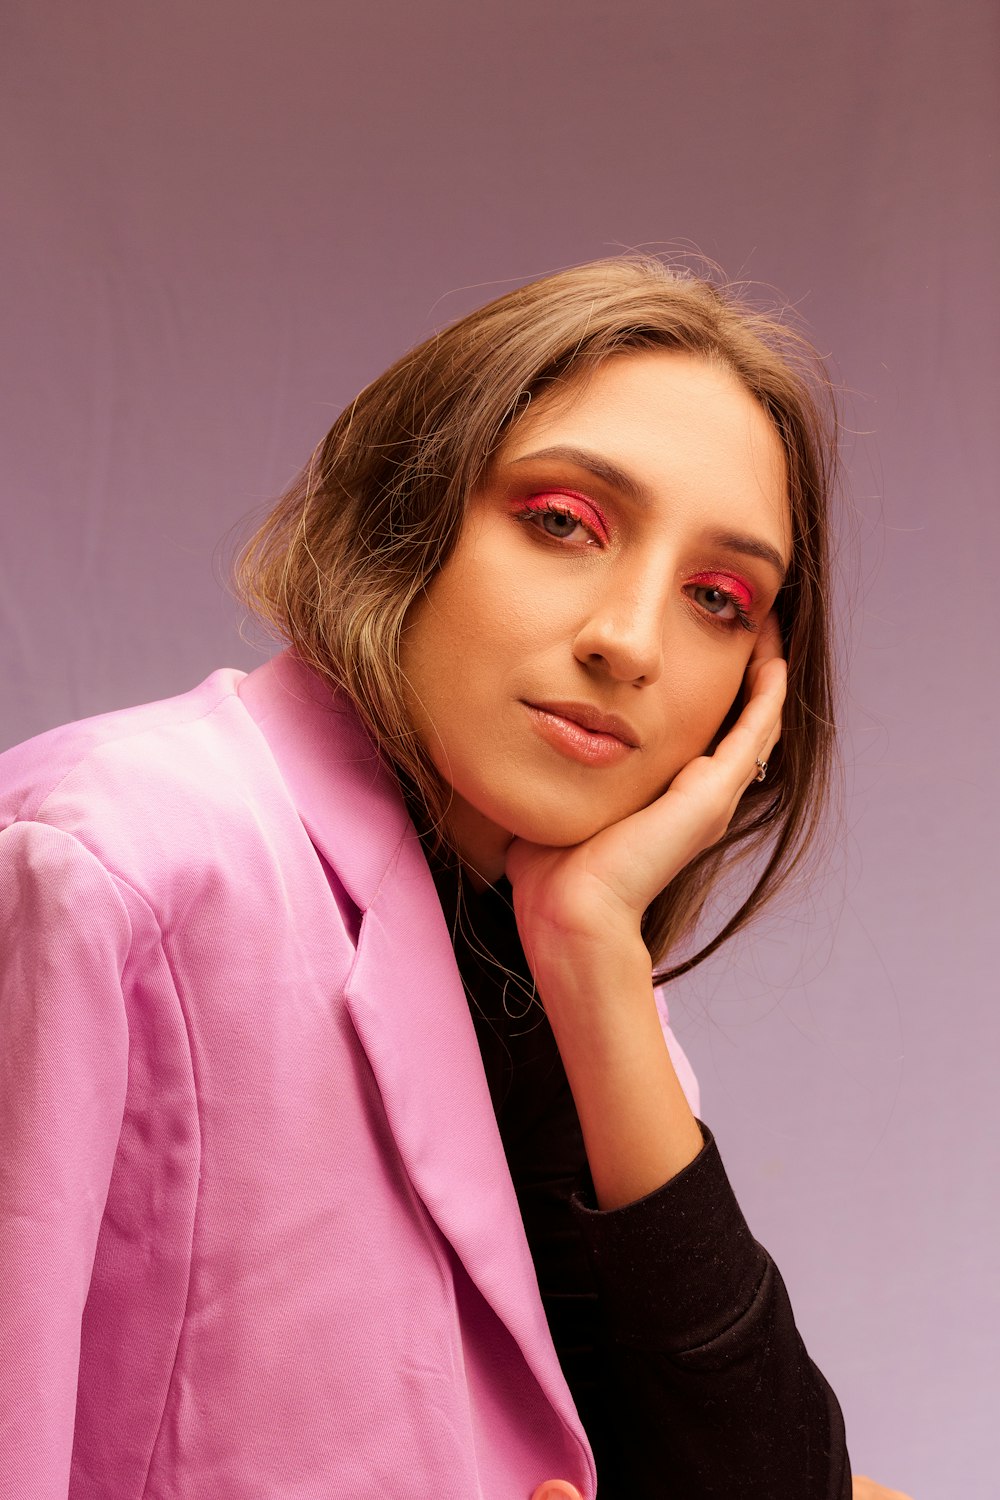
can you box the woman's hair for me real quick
[235,256,838,978]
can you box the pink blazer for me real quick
[0,652,699,1499]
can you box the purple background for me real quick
[3,3,997,1494]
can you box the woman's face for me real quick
[400,350,792,880]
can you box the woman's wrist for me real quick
[527,924,652,1029]
[533,947,703,1211]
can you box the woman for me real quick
[0,259,909,1498]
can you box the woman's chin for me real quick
[444,792,622,880]
[502,798,634,855]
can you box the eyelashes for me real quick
[512,491,610,546]
[684,577,756,632]
[511,492,758,633]
[683,576,755,630]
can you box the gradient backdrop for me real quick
[3,3,997,1495]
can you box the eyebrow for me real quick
[507,443,789,581]
[703,530,789,581]
[509,444,649,507]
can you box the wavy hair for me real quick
[234,257,838,978]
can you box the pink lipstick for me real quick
[522,700,638,767]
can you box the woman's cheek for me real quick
[709,658,754,748]
[675,651,748,749]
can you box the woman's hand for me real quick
[505,614,786,973]
[852,1476,916,1500]
[503,617,786,1210]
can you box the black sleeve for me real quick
[569,1123,852,1499]
[433,865,851,1498]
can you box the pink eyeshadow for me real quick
[688,570,755,609]
[519,490,610,544]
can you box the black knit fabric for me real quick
[431,858,852,1499]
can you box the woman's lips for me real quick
[522,700,639,766]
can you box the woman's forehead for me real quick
[491,349,792,563]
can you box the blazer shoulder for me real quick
[0,669,248,821]
[0,670,299,903]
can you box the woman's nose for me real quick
[572,575,669,684]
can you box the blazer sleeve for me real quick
[0,821,130,1497]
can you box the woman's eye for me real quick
[685,581,755,631]
[514,495,606,545]
[536,507,589,541]
[690,584,738,619]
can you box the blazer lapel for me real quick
[238,653,592,1474]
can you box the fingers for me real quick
[714,653,786,795]
[565,615,788,913]
[852,1476,916,1500]
[645,649,785,856]
[718,610,785,791]
[634,662,784,874]
[750,607,784,665]
[743,609,784,694]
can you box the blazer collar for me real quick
[237,650,409,913]
[238,652,593,1486]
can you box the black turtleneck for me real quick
[429,855,852,1500]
